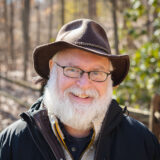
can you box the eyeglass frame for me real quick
[55,62,112,82]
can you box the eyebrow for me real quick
[93,66,106,70]
[68,63,106,71]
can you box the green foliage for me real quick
[124,0,145,21]
[115,0,160,109]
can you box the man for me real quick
[0,19,160,160]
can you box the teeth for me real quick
[73,93,89,98]
[79,95,89,98]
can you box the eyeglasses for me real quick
[55,62,112,82]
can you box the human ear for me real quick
[49,59,54,71]
[113,85,119,89]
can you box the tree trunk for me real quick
[121,1,134,50]
[73,0,78,19]
[9,1,15,64]
[77,1,88,18]
[60,0,65,26]
[110,0,119,55]
[145,0,152,40]
[3,0,9,75]
[35,1,41,45]
[22,0,30,80]
[48,0,53,42]
[88,0,97,19]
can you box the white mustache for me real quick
[64,87,99,99]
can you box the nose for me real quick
[76,72,91,89]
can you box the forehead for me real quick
[54,48,110,69]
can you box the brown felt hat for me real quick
[33,19,130,86]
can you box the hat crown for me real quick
[56,19,111,54]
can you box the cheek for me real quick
[101,78,113,97]
[94,82,109,97]
[57,73,76,94]
[96,85,106,97]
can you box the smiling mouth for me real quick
[72,93,90,99]
[69,92,94,104]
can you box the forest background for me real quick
[0,0,160,136]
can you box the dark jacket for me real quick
[0,98,160,160]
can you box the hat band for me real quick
[74,42,109,54]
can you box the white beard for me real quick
[43,65,113,131]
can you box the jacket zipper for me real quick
[54,121,74,160]
[54,121,95,160]
[78,128,95,160]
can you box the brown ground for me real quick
[0,96,27,131]
[0,76,40,131]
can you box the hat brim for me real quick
[33,41,130,86]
